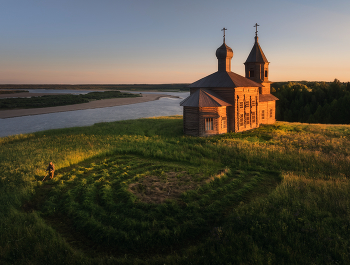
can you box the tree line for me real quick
[271,79,350,124]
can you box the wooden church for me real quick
[180,25,278,136]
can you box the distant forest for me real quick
[271,79,350,124]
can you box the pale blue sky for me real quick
[1,0,349,84]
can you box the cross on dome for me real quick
[221,27,227,43]
[254,23,259,37]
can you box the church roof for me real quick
[259,94,279,102]
[180,89,232,107]
[245,37,268,63]
[189,71,262,88]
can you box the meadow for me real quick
[0,116,349,264]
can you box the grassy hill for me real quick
[0,117,349,264]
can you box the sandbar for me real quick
[0,93,178,119]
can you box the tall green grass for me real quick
[0,117,349,264]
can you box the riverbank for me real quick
[0,93,178,119]
[0,92,68,98]
[0,83,190,92]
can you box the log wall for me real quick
[234,87,259,132]
[209,88,235,133]
[259,100,276,124]
[185,87,276,135]
[183,106,228,136]
[183,107,199,136]
[199,106,228,136]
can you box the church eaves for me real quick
[259,94,279,102]
[189,71,262,88]
[180,89,232,107]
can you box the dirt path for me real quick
[0,93,177,119]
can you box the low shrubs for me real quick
[0,91,140,109]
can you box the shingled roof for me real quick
[180,89,232,107]
[245,37,268,63]
[189,71,262,88]
[259,94,279,102]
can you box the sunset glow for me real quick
[1,0,349,84]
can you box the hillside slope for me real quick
[0,117,349,264]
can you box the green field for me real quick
[1,117,349,264]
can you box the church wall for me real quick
[259,100,276,124]
[183,107,199,136]
[266,101,276,124]
[209,88,235,132]
[209,88,235,103]
[245,62,271,94]
[183,106,228,136]
[198,106,227,136]
[217,106,228,134]
[245,62,262,84]
[259,102,268,124]
[260,83,271,94]
[260,62,271,94]
[233,87,259,132]
[260,63,269,83]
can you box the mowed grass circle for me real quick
[39,154,276,252]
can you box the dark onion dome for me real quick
[216,43,233,60]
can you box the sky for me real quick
[1,0,350,84]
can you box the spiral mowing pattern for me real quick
[42,154,269,251]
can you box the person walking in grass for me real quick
[46,162,55,179]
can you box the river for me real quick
[0,91,189,138]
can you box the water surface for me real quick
[0,91,188,137]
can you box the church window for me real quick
[239,114,244,126]
[221,117,227,129]
[270,109,273,118]
[205,118,213,131]
[261,110,265,119]
[245,101,249,108]
[251,112,256,123]
[239,102,244,108]
[245,115,250,125]
[249,70,254,77]
[265,70,268,78]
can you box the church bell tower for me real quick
[244,23,271,94]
